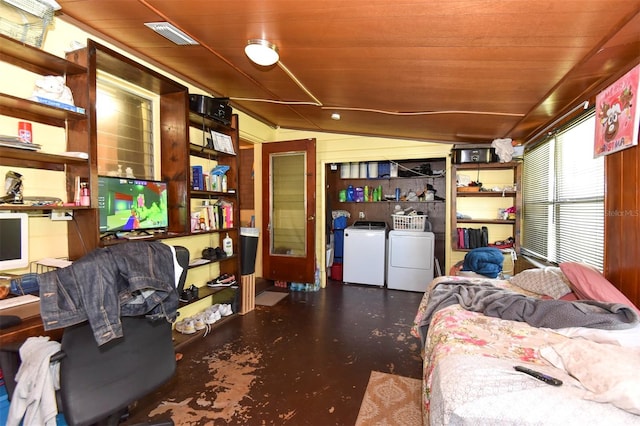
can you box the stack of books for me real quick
[191,201,234,232]
[0,135,41,151]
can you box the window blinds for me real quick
[522,141,552,260]
[522,112,604,270]
[554,115,604,268]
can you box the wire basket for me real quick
[0,0,55,48]
[392,214,427,231]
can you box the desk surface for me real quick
[0,315,62,345]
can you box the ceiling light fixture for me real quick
[245,39,279,66]
[144,22,199,45]
[331,113,341,120]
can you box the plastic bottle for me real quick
[223,233,233,256]
[221,174,228,192]
[346,185,355,202]
[80,182,90,207]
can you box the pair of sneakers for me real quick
[212,303,234,317]
[175,313,212,336]
[174,303,234,335]
[207,273,236,287]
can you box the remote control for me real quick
[514,366,563,386]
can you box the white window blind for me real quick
[522,141,552,259]
[522,112,604,270]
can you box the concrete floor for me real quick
[125,279,424,425]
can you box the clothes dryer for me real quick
[387,230,434,291]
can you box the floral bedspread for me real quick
[410,276,640,425]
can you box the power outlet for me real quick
[51,210,73,221]
[358,211,365,219]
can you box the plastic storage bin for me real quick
[240,227,259,275]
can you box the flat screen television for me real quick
[98,176,169,235]
[0,212,29,271]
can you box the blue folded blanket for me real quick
[462,247,503,278]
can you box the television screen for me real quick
[98,176,168,234]
[0,212,29,271]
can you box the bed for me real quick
[411,263,640,425]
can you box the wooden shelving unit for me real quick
[450,161,522,252]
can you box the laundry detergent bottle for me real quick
[223,233,233,256]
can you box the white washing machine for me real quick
[387,230,435,292]
[343,221,387,286]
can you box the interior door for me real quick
[261,139,316,283]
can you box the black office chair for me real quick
[2,244,189,426]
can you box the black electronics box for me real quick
[452,145,498,164]
[189,94,232,126]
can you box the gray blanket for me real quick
[417,281,639,347]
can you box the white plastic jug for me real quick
[223,233,233,256]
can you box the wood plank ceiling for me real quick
[56,0,640,144]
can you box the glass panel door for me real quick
[270,152,306,257]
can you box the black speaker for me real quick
[189,94,232,126]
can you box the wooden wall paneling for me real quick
[605,145,640,308]
[239,145,255,209]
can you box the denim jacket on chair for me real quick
[38,241,178,346]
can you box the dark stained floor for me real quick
[124,279,425,425]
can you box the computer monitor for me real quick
[0,212,29,271]
[97,176,168,235]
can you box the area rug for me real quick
[355,371,422,426]
[254,291,289,306]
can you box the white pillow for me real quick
[554,323,640,348]
[509,267,572,299]
[542,339,640,415]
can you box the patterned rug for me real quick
[355,371,422,426]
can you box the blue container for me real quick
[334,229,345,260]
[333,216,347,230]
[378,162,391,178]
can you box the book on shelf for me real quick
[33,97,86,114]
[192,201,234,231]
[191,165,204,190]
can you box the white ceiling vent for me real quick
[144,22,198,45]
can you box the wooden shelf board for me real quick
[456,219,515,224]
[457,191,516,197]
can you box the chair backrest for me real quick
[57,244,189,426]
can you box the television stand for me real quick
[123,230,154,240]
